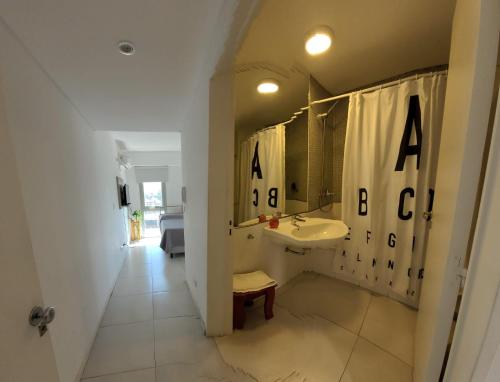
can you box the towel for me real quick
[233,271,277,293]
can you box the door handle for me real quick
[29,306,55,337]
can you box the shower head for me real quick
[315,100,339,120]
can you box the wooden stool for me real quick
[232,271,277,330]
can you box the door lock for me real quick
[29,306,55,337]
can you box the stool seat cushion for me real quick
[233,271,277,293]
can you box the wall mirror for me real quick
[234,70,348,227]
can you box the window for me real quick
[140,182,166,238]
[142,182,163,208]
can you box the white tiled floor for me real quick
[81,245,416,381]
[217,273,415,382]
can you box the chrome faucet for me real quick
[291,214,306,229]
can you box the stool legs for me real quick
[233,286,276,329]
[233,294,246,329]
[264,286,275,320]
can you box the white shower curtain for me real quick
[338,74,446,307]
[239,124,286,223]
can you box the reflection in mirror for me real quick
[234,71,348,227]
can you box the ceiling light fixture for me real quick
[305,26,333,56]
[118,41,136,56]
[257,79,279,94]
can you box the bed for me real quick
[159,212,185,257]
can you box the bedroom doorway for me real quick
[140,181,166,238]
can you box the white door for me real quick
[0,87,60,381]
[443,88,500,381]
[414,0,500,380]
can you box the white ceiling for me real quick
[236,0,456,131]
[0,0,226,132]
[112,131,181,152]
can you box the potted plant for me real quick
[130,210,142,241]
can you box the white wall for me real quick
[166,165,183,206]
[134,166,168,183]
[126,151,181,167]
[125,167,141,214]
[182,82,210,326]
[414,0,500,380]
[180,0,260,334]
[206,72,236,334]
[132,166,183,207]
[124,154,183,216]
[0,21,128,382]
[232,220,307,287]
[232,204,342,288]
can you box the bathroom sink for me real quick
[263,217,348,249]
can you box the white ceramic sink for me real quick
[263,217,348,249]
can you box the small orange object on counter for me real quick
[268,214,279,229]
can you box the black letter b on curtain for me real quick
[358,188,368,216]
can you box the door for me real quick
[442,87,500,380]
[140,181,166,237]
[414,0,500,380]
[0,88,59,381]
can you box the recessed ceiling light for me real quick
[118,41,135,56]
[305,26,333,56]
[257,79,279,94]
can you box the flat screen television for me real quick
[120,184,131,207]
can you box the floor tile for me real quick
[119,262,151,279]
[153,289,198,319]
[359,295,416,365]
[151,260,184,277]
[152,269,187,292]
[154,317,218,366]
[125,250,152,266]
[155,352,255,382]
[113,276,152,297]
[216,306,357,382]
[276,274,372,333]
[101,294,153,326]
[82,321,154,378]
[81,368,155,382]
[340,338,413,382]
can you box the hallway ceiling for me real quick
[236,0,456,131]
[0,0,226,132]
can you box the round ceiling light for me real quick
[118,41,136,56]
[257,79,279,94]
[305,27,333,56]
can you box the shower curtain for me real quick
[338,74,446,307]
[239,124,286,223]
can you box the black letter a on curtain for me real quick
[251,142,263,179]
[395,95,422,171]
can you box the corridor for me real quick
[81,244,247,381]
